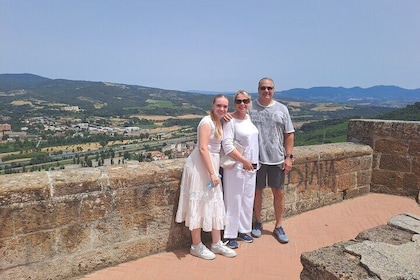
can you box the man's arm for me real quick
[283,132,294,174]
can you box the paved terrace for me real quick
[80,193,420,280]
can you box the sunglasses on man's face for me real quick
[259,86,273,91]
[235,99,250,104]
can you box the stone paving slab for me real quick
[388,213,420,234]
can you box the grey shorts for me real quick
[256,163,285,189]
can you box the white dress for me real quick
[222,115,259,238]
[175,116,226,232]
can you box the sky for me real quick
[1,0,419,93]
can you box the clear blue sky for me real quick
[1,0,419,92]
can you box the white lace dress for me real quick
[175,116,226,232]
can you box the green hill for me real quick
[296,102,420,146]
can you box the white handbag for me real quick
[220,141,245,169]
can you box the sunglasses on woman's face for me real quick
[235,99,250,104]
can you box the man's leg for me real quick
[251,188,264,238]
[272,187,288,243]
[272,188,285,227]
[253,187,263,222]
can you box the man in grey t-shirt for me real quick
[248,77,295,244]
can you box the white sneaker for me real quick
[190,242,216,260]
[210,241,237,258]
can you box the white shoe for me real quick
[190,242,216,260]
[211,241,237,258]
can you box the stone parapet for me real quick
[0,142,372,279]
[348,119,420,196]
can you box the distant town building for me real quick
[0,124,11,132]
[123,127,140,133]
[62,106,81,112]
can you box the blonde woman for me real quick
[176,94,236,260]
[222,90,259,249]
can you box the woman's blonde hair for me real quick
[234,90,251,102]
[210,94,228,139]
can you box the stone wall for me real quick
[348,119,420,196]
[0,142,372,279]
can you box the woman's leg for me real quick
[211,229,221,244]
[191,228,202,245]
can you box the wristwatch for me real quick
[285,154,293,159]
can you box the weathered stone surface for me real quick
[349,120,420,197]
[345,238,420,280]
[379,154,412,172]
[300,241,377,280]
[371,170,404,193]
[357,169,371,186]
[355,224,413,245]
[0,230,56,269]
[403,173,420,195]
[80,192,113,222]
[388,213,420,234]
[408,140,420,156]
[374,138,409,154]
[51,168,103,196]
[301,214,420,280]
[0,172,50,206]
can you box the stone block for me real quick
[0,208,15,238]
[356,224,413,244]
[401,121,420,140]
[80,192,113,222]
[388,213,420,234]
[0,230,56,269]
[51,168,102,197]
[347,120,376,146]
[56,223,91,254]
[344,186,368,199]
[300,241,372,280]
[374,138,408,154]
[294,144,318,159]
[13,198,80,234]
[90,216,128,246]
[372,153,380,169]
[288,162,306,185]
[335,173,357,192]
[408,140,420,156]
[333,157,368,174]
[402,173,420,195]
[301,214,420,280]
[379,154,411,172]
[114,186,155,215]
[373,120,393,138]
[357,170,372,186]
[371,170,403,192]
[0,173,50,206]
[413,156,420,174]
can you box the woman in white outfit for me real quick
[176,94,236,260]
[222,90,259,249]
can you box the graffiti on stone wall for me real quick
[293,160,337,192]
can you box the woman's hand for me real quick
[210,173,221,187]
[242,159,255,171]
[223,112,233,122]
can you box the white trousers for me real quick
[223,167,256,239]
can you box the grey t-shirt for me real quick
[248,100,295,165]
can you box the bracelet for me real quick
[209,171,214,175]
